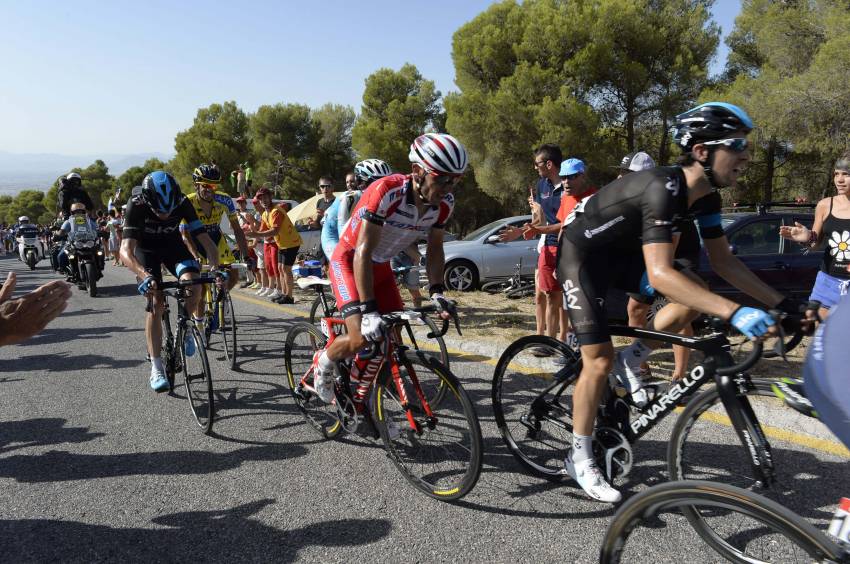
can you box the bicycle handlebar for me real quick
[357,301,461,360]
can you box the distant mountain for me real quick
[0,151,173,194]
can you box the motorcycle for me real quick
[66,233,103,297]
[17,236,43,270]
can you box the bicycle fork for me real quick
[715,373,776,488]
[389,352,436,434]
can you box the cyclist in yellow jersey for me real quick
[180,164,251,323]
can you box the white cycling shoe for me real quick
[310,351,335,403]
[612,351,648,407]
[564,451,622,503]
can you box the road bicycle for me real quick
[491,317,836,522]
[153,274,224,434]
[200,272,237,370]
[283,301,482,501]
[302,275,450,369]
[480,257,535,299]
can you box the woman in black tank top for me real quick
[780,152,850,319]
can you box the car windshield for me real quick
[463,219,511,241]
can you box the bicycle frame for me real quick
[303,314,437,434]
[541,324,777,488]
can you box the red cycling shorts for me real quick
[328,248,404,318]
[264,242,279,277]
[537,245,560,293]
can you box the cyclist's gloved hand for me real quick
[730,306,775,339]
[429,283,454,314]
[359,301,385,342]
[138,276,156,296]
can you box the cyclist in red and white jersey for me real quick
[310,133,468,403]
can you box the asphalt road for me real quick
[1,253,847,563]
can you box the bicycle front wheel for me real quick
[161,310,178,391]
[219,290,237,369]
[179,324,214,434]
[668,378,850,550]
[506,282,535,299]
[480,279,510,294]
[492,335,580,481]
[373,351,482,501]
[600,480,846,564]
[283,322,342,440]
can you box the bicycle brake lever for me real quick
[451,308,462,337]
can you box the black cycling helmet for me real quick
[192,163,221,185]
[141,171,183,215]
[671,102,754,188]
[671,102,753,151]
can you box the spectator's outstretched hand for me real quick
[0,272,17,303]
[0,279,71,346]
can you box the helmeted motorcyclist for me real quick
[14,216,45,262]
[57,203,100,282]
[57,172,95,217]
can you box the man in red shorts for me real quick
[308,133,468,408]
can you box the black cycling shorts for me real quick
[135,243,200,282]
[558,238,646,346]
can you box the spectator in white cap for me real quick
[612,151,656,179]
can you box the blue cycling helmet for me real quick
[141,171,183,214]
[671,102,754,151]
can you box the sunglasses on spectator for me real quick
[559,172,583,180]
[71,209,87,215]
[703,138,748,153]
[534,159,550,167]
[319,184,333,189]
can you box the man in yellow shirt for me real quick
[244,187,302,304]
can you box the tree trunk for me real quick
[763,137,776,203]
[658,111,670,164]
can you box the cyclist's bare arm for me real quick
[180,229,202,261]
[353,220,381,303]
[425,227,446,290]
[119,238,150,282]
[196,232,220,270]
[703,236,783,307]
[643,241,738,320]
[228,216,250,260]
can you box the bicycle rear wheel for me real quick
[309,294,338,326]
[600,480,846,564]
[283,322,342,440]
[492,335,580,481]
[179,324,215,433]
[218,290,237,369]
[373,351,482,501]
[480,279,510,294]
[506,282,535,299]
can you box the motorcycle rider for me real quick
[57,203,100,283]
[14,216,45,263]
[57,172,95,217]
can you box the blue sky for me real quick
[0,0,742,156]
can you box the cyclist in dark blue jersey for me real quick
[120,171,220,392]
[556,103,804,503]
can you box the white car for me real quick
[423,215,538,291]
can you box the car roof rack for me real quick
[722,201,817,215]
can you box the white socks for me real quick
[571,433,594,464]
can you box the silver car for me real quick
[424,215,538,291]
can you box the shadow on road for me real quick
[0,418,105,455]
[16,325,142,348]
[0,499,392,562]
[0,441,310,483]
[0,351,145,372]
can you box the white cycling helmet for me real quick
[354,159,392,183]
[66,172,82,181]
[18,216,29,223]
[409,133,468,175]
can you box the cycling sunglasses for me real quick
[703,137,749,153]
[195,182,219,190]
[429,171,463,189]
